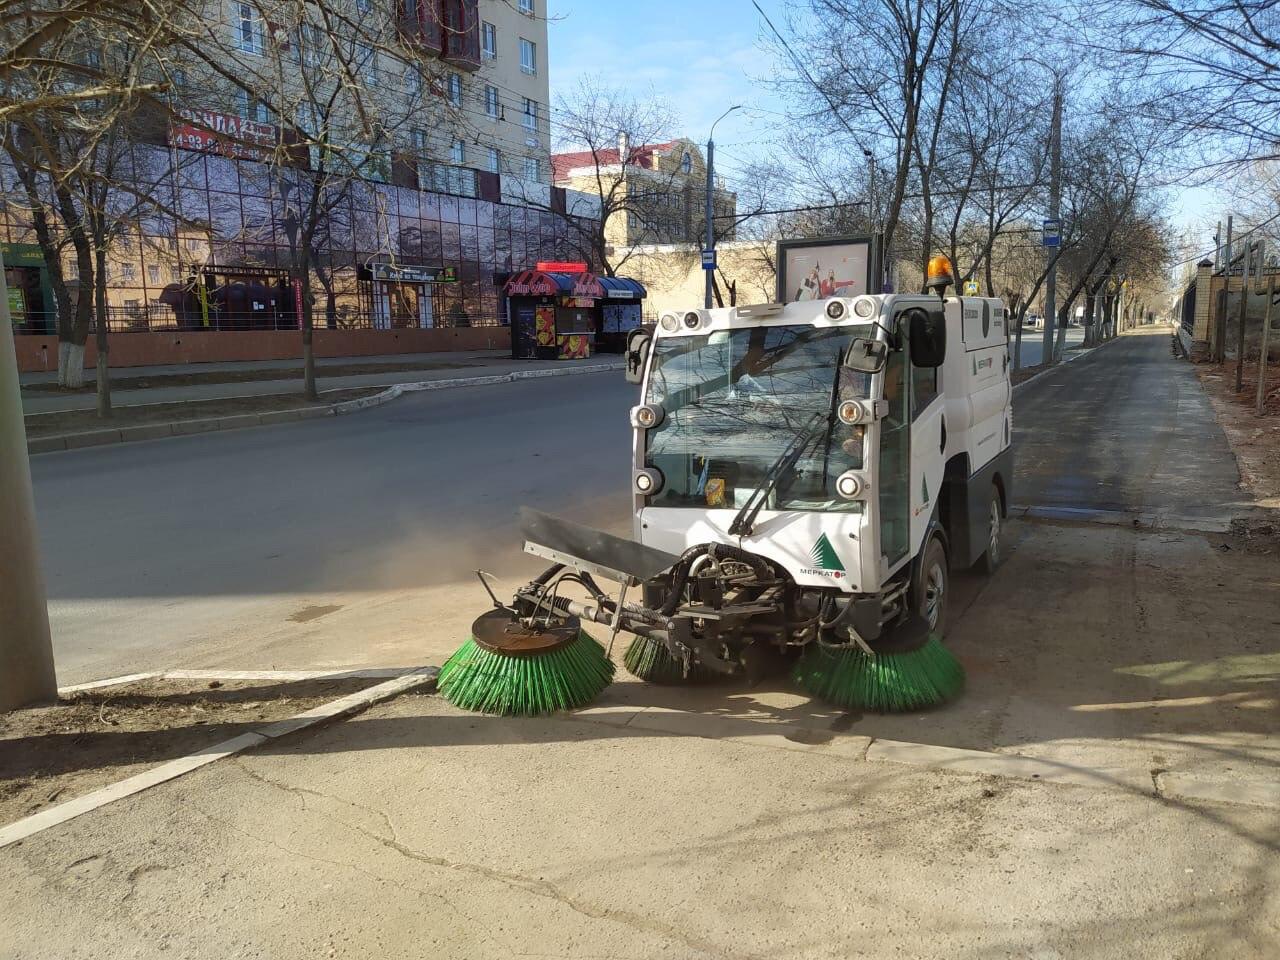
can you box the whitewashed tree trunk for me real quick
[60,341,86,388]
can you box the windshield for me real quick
[644,324,874,512]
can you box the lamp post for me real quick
[705,105,741,309]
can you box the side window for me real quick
[910,363,938,420]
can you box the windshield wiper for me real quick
[729,411,828,537]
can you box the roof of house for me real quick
[551,140,682,182]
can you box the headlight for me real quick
[836,470,865,500]
[826,300,846,320]
[852,297,876,318]
[659,313,679,333]
[838,399,870,425]
[683,311,702,329]
[634,468,664,495]
[630,404,664,429]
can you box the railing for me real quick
[12,306,506,335]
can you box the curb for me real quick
[1,667,439,849]
[27,360,624,455]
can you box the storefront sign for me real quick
[506,272,561,296]
[369,263,457,284]
[536,260,588,274]
[0,242,46,267]
[168,108,278,161]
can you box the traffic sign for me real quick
[701,249,716,270]
[962,280,980,295]
[1042,218,1061,248]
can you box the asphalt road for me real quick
[31,327,1244,684]
[32,371,637,684]
[1009,322,1085,368]
[11,328,1279,959]
[1013,327,1247,520]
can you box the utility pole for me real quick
[863,147,878,232]
[0,250,58,711]
[1042,72,1063,366]
[704,105,741,309]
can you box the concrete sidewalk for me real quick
[20,351,611,415]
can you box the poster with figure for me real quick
[776,236,880,303]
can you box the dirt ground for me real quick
[22,387,381,438]
[0,677,376,826]
[1195,358,1280,510]
[23,359,481,394]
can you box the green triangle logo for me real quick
[810,533,845,571]
[921,475,930,504]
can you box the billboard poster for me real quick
[776,236,881,303]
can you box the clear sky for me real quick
[547,0,789,192]
[547,0,1224,254]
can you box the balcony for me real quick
[397,0,443,55]
[440,0,481,72]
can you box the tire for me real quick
[975,482,1004,575]
[914,534,949,636]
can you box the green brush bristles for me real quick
[793,635,964,712]
[623,635,700,684]
[438,630,614,716]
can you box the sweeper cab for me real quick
[442,256,1013,714]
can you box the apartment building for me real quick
[4,0,596,367]
[552,137,737,251]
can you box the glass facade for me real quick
[2,141,592,333]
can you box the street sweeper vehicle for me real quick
[439,255,1013,715]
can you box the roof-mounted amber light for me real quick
[926,254,954,298]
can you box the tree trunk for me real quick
[53,183,93,389]
[94,246,111,418]
[1083,293,1096,347]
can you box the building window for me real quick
[681,151,692,174]
[355,0,372,12]
[487,147,500,173]
[237,88,271,123]
[170,67,187,92]
[171,267,183,282]
[522,98,537,131]
[519,38,536,75]
[518,0,533,13]
[301,22,324,63]
[121,263,136,281]
[235,3,264,54]
[481,21,496,58]
[450,138,465,165]
[356,43,378,84]
[147,264,161,285]
[523,156,539,181]
[484,85,499,118]
[412,128,428,154]
[446,72,462,106]
[185,237,200,251]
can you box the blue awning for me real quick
[598,276,647,300]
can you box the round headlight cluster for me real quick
[659,313,680,333]
[630,404,664,429]
[852,297,877,318]
[683,311,702,329]
[826,300,846,320]
[838,399,870,425]
[836,471,865,500]
[634,468,664,495]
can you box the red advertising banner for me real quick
[168,108,278,161]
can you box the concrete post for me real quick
[0,255,58,710]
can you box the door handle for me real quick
[940,416,947,454]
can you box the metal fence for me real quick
[12,305,506,335]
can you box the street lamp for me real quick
[704,104,742,309]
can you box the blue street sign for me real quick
[701,249,716,269]
[1042,218,1061,248]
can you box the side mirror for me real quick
[906,306,946,368]
[843,337,889,374]
[624,328,651,384]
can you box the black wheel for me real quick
[914,534,949,636]
[975,483,1004,575]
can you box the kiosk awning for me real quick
[598,276,647,300]
[504,270,610,300]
